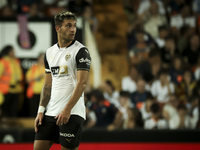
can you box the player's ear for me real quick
[55,25,60,32]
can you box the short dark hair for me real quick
[158,25,168,32]
[183,68,192,75]
[148,49,160,58]
[105,80,115,91]
[150,103,160,113]
[180,26,189,36]
[90,89,105,102]
[146,93,154,101]
[172,55,183,63]
[164,35,175,41]
[128,107,144,128]
[158,68,169,76]
[54,11,76,27]
[177,104,187,111]
[119,91,130,98]
[0,45,13,58]
[136,29,145,34]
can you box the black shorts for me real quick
[35,115,84,149]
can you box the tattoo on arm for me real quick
[39,84,51,107]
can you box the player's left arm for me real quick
[55,47,91,126]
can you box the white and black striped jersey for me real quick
[44,40,91,119]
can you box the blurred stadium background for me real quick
[0,0,200,149]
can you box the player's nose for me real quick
[71,26,76,32]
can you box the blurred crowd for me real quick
[0,0,200,130]
[0,0,98,31]
[85,0,200,130]
[0,0,93,17]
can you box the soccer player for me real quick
[34,11,91,150]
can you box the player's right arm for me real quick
[34,73,52,132]
[34,52,52,132]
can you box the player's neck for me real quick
[58,38,72,48]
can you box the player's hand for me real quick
[55,109,71,126]
[34,113,44,132]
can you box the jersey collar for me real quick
[57,40,76,50]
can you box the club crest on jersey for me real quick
[65,53,71,61]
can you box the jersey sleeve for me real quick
[44,52,51,74]
[76,47,91,71]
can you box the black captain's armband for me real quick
[44,52,51,74]
[76,47,91,71]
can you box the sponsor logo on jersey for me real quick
[51,67,59,74]
[79,58,91,64]
[51,66,68,77]
[60,132,75,137]
[66,138,72,143]
[65,53,71,61]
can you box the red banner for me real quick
[0,143,200,150]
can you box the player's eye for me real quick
[66,24,76,29]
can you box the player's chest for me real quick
[48,50,75,67]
